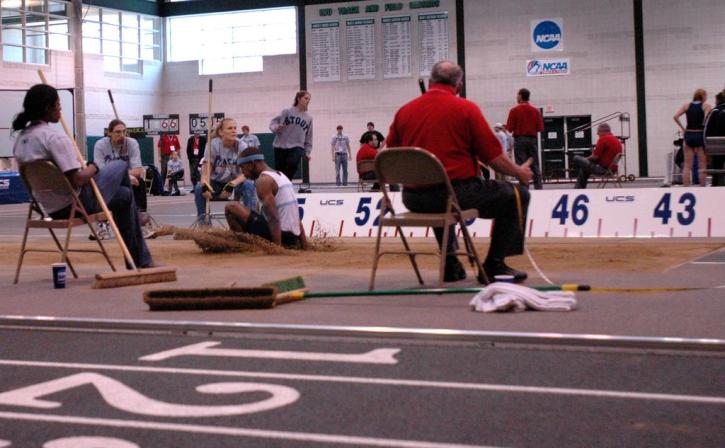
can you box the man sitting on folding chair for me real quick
[12,84,154,269]
[572,123,623,189]
[386,61,533,283]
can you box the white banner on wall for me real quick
[296,189,723,239]
[382,16,412,79]
[531,18,563,52]
[418,12,449,76]
[311,21,341,82]
[346,18,376,81]
[526,58,570,76]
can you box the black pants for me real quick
[402,177,530,262]
[274,147,305,181]
[189,157,202,187]
[514,136,542,189]
[132,182,147,212]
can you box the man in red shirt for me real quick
[387,61,533,283]
[572,123,622,189]
[506,88,544,189]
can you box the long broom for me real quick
[142,276,590,311]
[38,70,176,288]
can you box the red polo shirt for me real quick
[386,83,503,180]
[506,101,544,137]
[593,133,622,170]
[158,134,180,156]
[356,143,378,165]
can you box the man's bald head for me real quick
[430,61,463,89]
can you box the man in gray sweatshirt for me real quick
[269,90,313,182]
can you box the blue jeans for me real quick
[334,153,348,186]
[194,179,257,222]
[79,160,153,268]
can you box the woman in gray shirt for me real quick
[269,90,313,181]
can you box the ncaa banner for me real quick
[531,18,563,52]
[526,58,570,76]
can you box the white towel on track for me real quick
[469,282,577,313]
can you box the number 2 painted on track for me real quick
[0,372,299,417]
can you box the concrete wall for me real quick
[304,0,457,183]
[464,0,639,175]
[642,0,725,176]
[3,1,724,180]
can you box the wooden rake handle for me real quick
[38,70,138,270]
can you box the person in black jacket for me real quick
[186,133,207,187]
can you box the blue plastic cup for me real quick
[52,262,67,289]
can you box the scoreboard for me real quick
[143,114,180,135]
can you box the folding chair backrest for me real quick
[608,152,623,172]
[375,147,449,187]
[19,160,76,215]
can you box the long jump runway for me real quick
[0,327,723,447]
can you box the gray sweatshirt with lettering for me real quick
[269,106,313,156]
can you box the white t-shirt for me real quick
[13,122,80,213]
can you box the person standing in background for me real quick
[673,88,712,186]
[240,125,261,149]
[269,91,313,182]
[506,88,544,189]
[331,125,351,186]
[158,133,180,191]
[359,121,385,149]
[186,133,206,188]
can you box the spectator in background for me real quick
[359,122,385,148]
[93,118,147,215]
[186,133,206,188]
[269,90,313,182]
[572,123,622,189]
[506,88,544,189]
[166,150,184,196]
[673,88,712,186]
[357,132,379,190]
[331,125,351,186]
[240,125,261,149]
[158,133,181,190]
[707,90,725,186]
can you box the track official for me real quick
[507,88,544,189]
[386,61,533,283]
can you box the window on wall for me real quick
[167,7,296,75]
[1,0,70,65]
[81,5,161,74]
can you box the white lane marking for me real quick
[44,436,140,448]
[690,261,725,265]
[139,341,400,364]
[0,359,722,405]
[0,372,299,417]
[0,439,10,447]
[0,411,496,448]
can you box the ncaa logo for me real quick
[527,60,541,75]
[532,19,562,50]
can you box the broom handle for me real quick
[290,284,590,300]
[203,79,213,214]
[107,89,119,120]
[38,70,138,270]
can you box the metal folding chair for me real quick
[14,160,116,284]
[369,147,486,290]
[357,159,377,192]
[597,152,623,188]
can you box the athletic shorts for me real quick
[684,130,704,148]
[243,211,301,249]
